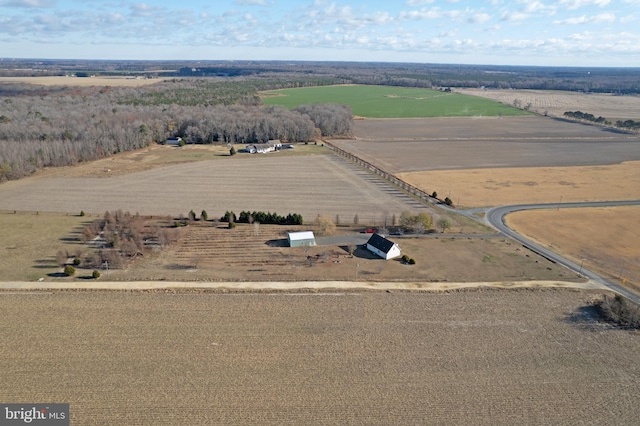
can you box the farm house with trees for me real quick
[366,233,401,260]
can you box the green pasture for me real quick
[261,85,528,118]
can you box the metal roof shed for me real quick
[288,231,316,248]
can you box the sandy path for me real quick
[0,280,603,291]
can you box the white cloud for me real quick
[399,7,442,20]
[242,13,258,25]
[554,12,615,24]
[405,0,434,6]
[2,0,54,7]
[130,3,163,18]
[500,10,529,21]
[234,0,268,6]
[468,13,491,24]
[559,0,611,10]
[519,0,556,14]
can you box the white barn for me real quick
[366,233,401,260]
[288,231,316,248]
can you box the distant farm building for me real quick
[366,233,401,260]
[288,231,316,248]
[166,137,183,146]
[246,140,282,154]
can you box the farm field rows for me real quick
[1,290,637,425]
[331,116,640,173]
[457,88,640,121]
[0,153,426,223]
[261,84,528,118]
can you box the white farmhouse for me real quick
[366,233,401,260]
[246,140,282,154]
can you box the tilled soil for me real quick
[0,289,637,425]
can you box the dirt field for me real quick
[458,88,640,121]
[397,161,640,208]
[332,116,640,173]
[0,76,163,87]
[507,206,640,292]
[0,290,637,424]
[0,152,428,224]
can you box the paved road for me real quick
[483,200,640,304]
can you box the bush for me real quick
[596,294,640,329]
[80,210,85,217]
[401,254,410,263]
[188,210,196,221]
[92,270,101,279]
[228,221,236,229]
[201,210,208,221]
[444,197,453,206]
[63,265,76,276]
[408,258,416,265]
[431,191,437,198]
[73,257,81,266]
[230,146,237,156]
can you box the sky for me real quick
[0,0,639,67]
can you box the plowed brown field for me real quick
[0,153,427,224]
[0,76,163,87]
[457,88,640,121]
[0,290,637,425]
[507,206,640,292]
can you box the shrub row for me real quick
[221,210,303,225]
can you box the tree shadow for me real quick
[265,238,288,247]
[33,259,58,269]
[165,264,196,270]
[564,305,608,331]
[46,272,67,278]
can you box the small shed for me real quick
[366,233,401,260]
[288,231,316,248]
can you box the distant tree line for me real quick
[563,111,640,132]
[4,59,640,94]
[563,111,611,125]
[615,119,640,130]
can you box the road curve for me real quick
[484,200,640,304]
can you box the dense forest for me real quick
[0,79,352,181]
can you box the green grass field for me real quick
[261,85,529,118]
